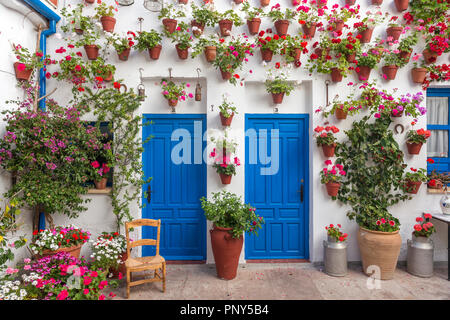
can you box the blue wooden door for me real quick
[142,114,206,260]
[245,114,309,260]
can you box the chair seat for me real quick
[125,255,165,270]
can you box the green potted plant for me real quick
[256,31,285,62]
[355,45,383,81]
[218,94,238,127]
[200,191,264,280]
[158,3,186,34]
[108,31,136,61]
[94,1,117,33]
[404,168,427,194]
[90,160,112,189]
[297,4,321,38]
[90,231,127,278]
[90,57,116,82]
[353,10,387,43]
[265,4,297,36]
[386,16,403,41]
[191,34,220,62]
[190,3,220,37]
[241,2,264,35]
[11,44,46,81]
[320,160,346,197]
[405,128,431,155]
[381,51,408,80]
[325,5,359,33]
[165,21,193,60]
[397,32,419,63]
[314,125,339,157]
[74,29,101,60]
[60,3,93,35]
[160,80,193,107]
[264,66,295,104]
[333,34,361,63]
[283,35,308,63]
[218,9,244,37]
[135,29,163,60]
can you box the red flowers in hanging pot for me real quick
[422,49,438,64]
[13,62,32,81]
[117,48,131,61]
[321,160,346,197]
[358,27,374,44]
[405,128,431,154]
[260,48,274,62]
[404,168,426,194]
[315,126,339,157]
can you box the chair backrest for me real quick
[125,219,161,257]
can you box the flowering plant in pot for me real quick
[60,3,93,35]
[265,4,297,36]
[241,2,264,35]
[406,0,450,26]
[427,167,449,190]
[355,45,382,80]
[158,3,187,34]
[218,94,238,127]
[381,50,408,80]
[165,21,193,60]
[94,1,118,33]
[413,214,436,238]
[332,34,361,63]
[90,231,127,277]
[325,4,360,34]
[281,35,308,64]
[423,34,449,64]
[90,57,116,82]
[314,125,339,157]
[74,29,101,60]
[307,48,351,82]
[297,4,323,38]
[256,30,285,62]
[421,63,450,90]
[386,16,404,41]
[397,32,418,62]
[12,44,47,81]
[264,65,295,104]
[200,190,264,280]
[353,10,386,43]
[391,91,425,118]
[210,153,241,185]
[191,34,220,62]
[135,29,162,60]
[218,9,244,37]
[90,160,111,189]
[108,31,136,61]
[405,128,431,155]
[326,224,348,242]
[323,93,363,120]
[403,167,427,194]
[160,80,193,107]
[190,2,220,37]
[320,160,346,198]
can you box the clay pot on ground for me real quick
[219,173,232,184]
[149,44,162,60]
[405,180,422,194]
[260,0,270,6]
[204,46,217,62]
[357,227,401,280]
[394,0,409,11]
[110,252,128,278]
[322,144,336,157]
[117,48,131,61]
[325,182,340,197]
[330,68,343,82]
[175,44,189,60]
[274,20,289,36]
[162,18,178,34]
[94,177,108,189]
[220,113,234,127]
[358,28,374,43]
[13,62,32,81]
[335,108,348,120]
[386,26,403,41]
[356,66,372,81]
[168,99,178,107]
[406,142,423,155]
[84,45,99,60]
[411,68,427,83]
[191,20,205,37]
[271,92,285,104]
[100,16,116,33]
[247,18,261,35]
[422,49,438,64]
[219,19,233,37]
[220,68,232,80]
[210,225,243,280]
[302,23,316,38]
[260,48,273,62]
[39,243,83,260]
[382,65,399,80]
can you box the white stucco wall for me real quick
[0,0,448,266]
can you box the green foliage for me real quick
[406,128,431,144]
[265,7,297,22]
[108,32,135,53]
[191,3,220,27]
[158,4,186,20]
[241,2,264,20]
[404,168,428,182]
[94,2,117,18]
[264,68,295,95]
[191,34,220,58]
[383,51,408,68]
[164,21,193,50]
[200,191,264,239]
[218,95,237,118]
[408,0,450,25]
[135,30,162,51]
[397,32,419,53]
[60,4,93,34]
[220,9,244,26]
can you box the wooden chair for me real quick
[125,218,166,299]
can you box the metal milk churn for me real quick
[323,236,348,277]
[407,234,434,278]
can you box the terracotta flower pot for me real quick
[371,0,383,4]
[301,23,316,38]
[345,0,356,5]
[220,68,232,80]
[100,16,116,33]
[271,92,285,104]
[291,48,302,61]
[234,0,244,3]
[149,44,162,60]
[220,113,234,127]
[85,0,95,3]
[40,243,83,259]
[322,144,336,157]
[117,48,131,61]
[274,20,289,36]
[330,68,343,82]
[325,182,340,197]
[219,19,233,37]
[175,44,189,60]
[178,0,188,3]
[357,227,401,280]
[162,18,178,34]
[358,28,373,44]
[386,26,403,41]
[219,173,232,184]
[110,251,128,278]
[314,47,330,58]
[75,28,84,35]
[356,66,372,81]
[191,20,205,37]
[346,52,356,63]
[102,71,113,82]
[260,48,273,62]
[84,45,99,60]
[406,142,423,155]
[422,49,438,64]
[204,46,217,62]
[411,68,427,84]
[335,108,348,120]
[398,50,412,63]
[260,0,270,6]
[394,0,409,11]
[13,62,32,81]
[168,99,178,107]
[247,18,261,35]
[331,20,344,32]
[94,177,108,189]
[210,225,243,280]
[405,180,422,194]
[382,65,399,80]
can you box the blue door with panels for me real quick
[245,114,309,260]
[142,114,206,260]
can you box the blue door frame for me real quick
[245,114,310,260]
[142,114,207,260]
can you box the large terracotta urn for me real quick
[210,225,243,280]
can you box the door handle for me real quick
[147,184,152,203]
[297,179,304,203]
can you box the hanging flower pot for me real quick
[322,144,336,157]
[382,65,399,80]
[371,0,383,4]
[234,0,244,3]
[210,225,243,280]
[148,44,162,60]
[191,20,205,37]
[178,0,188,4]
[218,19,233,37]
[291,48,302,61]
[386,26,403,41]
[168,99,179,107]
[406,142,423,155]
[117,48,131,61]
[13,62,32,81]
[346,52,356,63]
[94,177,108,190]
[162,18,178,34]
[325,182,340,197]
[271,92,285,104]
[100,16,116,33]
[314,47,330,58]
[74,28,84,35]
[345,0,356,5]
[422,49,438,64]
[260,48,273,62]
[330,68,343,83]
[335,107,348,120]
[102,71,113,82]
[219,173,232,184]
[220,113,234,127]
[204,46,217,62]
[274,20,289,36]
[175,44,189,60]
[260,0,270,6]
[220,68,232,80]
[394,0,409,11]
[390,109,403,117]
[405,180,422,194]
[358,28,373,44]
[301,23,316,38]
[85,0,95,3]
[356,66,372,81]
[247,18,261,35]
[411,68,427,83]
[398,50,412,63]
[84,45,99,60]
[330,20,344,32]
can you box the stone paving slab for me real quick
[106,263,449,300]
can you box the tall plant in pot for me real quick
[74,29,101,60]
[200,191,264,280]
[135,29,163,60]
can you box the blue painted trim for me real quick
[244,113,310,260]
